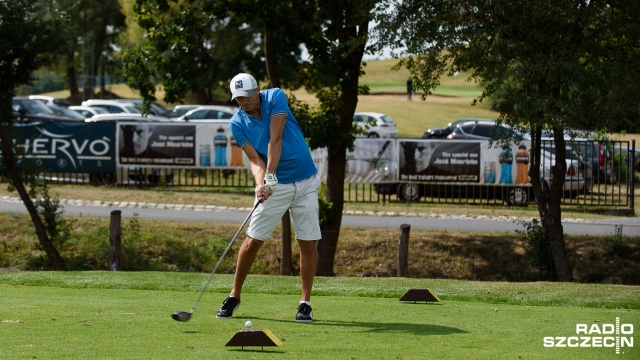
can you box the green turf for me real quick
[1,272,638,359]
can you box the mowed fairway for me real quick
[1,272,638,359]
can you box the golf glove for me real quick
[264,172,278,195]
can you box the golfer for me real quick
[216,73,320,322]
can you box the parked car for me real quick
[85,113,175,122]
[422,118,484,139]
[165,105,201,118]
[28,95,71,107]
[618,145,640,173]
[69,105,110,118]
[81,99,143,114]
[541,131,616,184]
[353,112,398,138]
[47,105,86,121]
[12,97,82,122]
[177,105,237,122]
[112,99,169,116]
[568,140,615,184]
[540,145,591,194]
[446,119,529,141]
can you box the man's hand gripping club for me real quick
[264,172,278,195]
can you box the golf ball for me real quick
[245,321,252,328]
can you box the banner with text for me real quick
[2,122,116,173]
[115,121,249,169]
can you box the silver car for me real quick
[446,119,529,141]
[353,112,398,138]
[540,146,589,194]
[177,105,237,122]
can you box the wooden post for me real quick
[110,210,121,271]
[280,210,292,275]
[397,224,411,277]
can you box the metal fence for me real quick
[2,138,635,211]
[342,139,635,211]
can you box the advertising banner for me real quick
[117,123,196,166]
[116,121,249,169]
[399,140,481,182]
[345,139,397,184]
[3,121,116,173]
[318,138,532,185]
[194,122,248,169]
[397,139,531,185]
[5,122,532,187]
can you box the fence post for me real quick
[280,210,292,275]
[110,210,121,271]
[397,224,411,277]
[631,140,635,211]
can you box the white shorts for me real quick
[247,174,322,241]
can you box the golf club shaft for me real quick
[188,201,261,313]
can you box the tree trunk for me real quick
[545,206,571,281]
[317,149,346,276]
[546,134,572,281]
[316,82,360,276]
[530,127,572,281]
[280,210,292,275]
[66,53,79,98]
[262,30,293,274]
[264,31,280,89]
[315,5,369,276]
[0,125,64,268]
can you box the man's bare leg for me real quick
[297,240,318,301]
[230,237,264,298]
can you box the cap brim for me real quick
[231,88,255,100]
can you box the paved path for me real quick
[1,196,639,236]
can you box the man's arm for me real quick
[266,114,286,173]
[242,143,269,201]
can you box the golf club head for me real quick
[171,311,192,322]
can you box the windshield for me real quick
[380,115,396,125]
[127,105,143,114]
[14,99,55,114]
[57,107,86,120]
[150,102,167,115]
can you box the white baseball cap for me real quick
[230,73,258,100]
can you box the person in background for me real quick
[406,77,413,101]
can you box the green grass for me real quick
[291,59,495,137]
[1,272,638,359]
[357,59,497,138]
[361,58,485,97]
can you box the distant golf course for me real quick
[1,271,638,359]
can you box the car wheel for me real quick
[367,132,380,138]
[397,183,421,202]
[507,187,529,206]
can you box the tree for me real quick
[123,0,266,106]
[0,0,67,268]
[299,0,378,275]
[46,0,126,99]
[376,0,640,280]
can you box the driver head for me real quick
[171,311,191,322]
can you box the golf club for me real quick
[172,201,261,322]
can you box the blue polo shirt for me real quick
[229,88,317,184]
